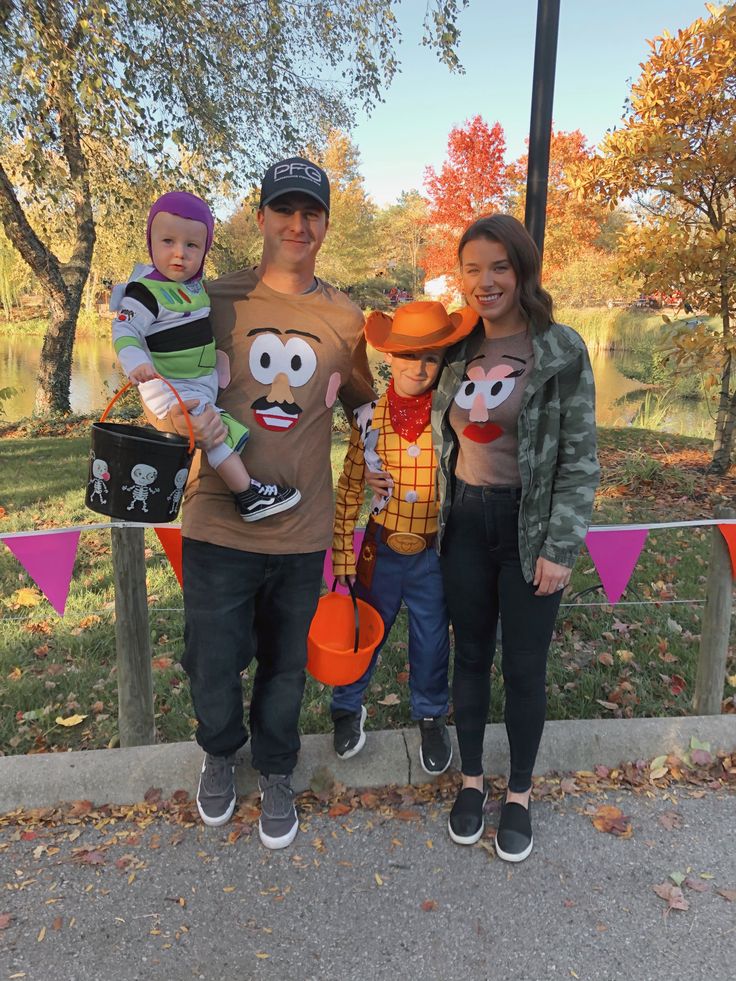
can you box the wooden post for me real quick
[111,526,155,746]
[694,508,735,715]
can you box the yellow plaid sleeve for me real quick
[332,420,367,577]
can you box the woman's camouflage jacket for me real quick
[431,320,600,582]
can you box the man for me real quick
[167,157,374,849]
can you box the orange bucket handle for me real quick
[99,375,196,455]
[332,579,360,653]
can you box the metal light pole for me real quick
[524,0,561,265]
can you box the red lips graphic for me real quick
[463,423,503,444]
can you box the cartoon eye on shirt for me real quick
[454,355,526,443]
[247,328,341,432]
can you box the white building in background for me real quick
[424,275,461,305]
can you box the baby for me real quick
[111,191,300,521]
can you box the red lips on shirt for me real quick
[463,422,503,444]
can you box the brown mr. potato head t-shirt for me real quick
[181,268,374,554]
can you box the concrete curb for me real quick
[1,715,734,814]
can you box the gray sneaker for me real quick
[258,773,298,849]
[196,752,236,827]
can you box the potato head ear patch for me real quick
[325,371,341,408]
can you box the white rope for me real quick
[1,517,735,541]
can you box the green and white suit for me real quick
[112,264,248,468]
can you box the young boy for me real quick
[331,301,475,773]
[111,190,299,522]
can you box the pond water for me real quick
[0,333,716,438]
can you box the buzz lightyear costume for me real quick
[112,192,248,470]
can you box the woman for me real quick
[433,214,599,861]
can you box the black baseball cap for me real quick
[259,156,330,215]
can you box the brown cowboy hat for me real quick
[364,301,478,354]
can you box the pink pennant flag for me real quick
[323,529,365,594]
[717,524,736,579]
[4,530,81,616]
[585,528,648,605]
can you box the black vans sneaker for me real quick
[418,716,452,774]
[234,480,301,522]
[333,706,367,760]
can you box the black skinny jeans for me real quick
[181,538,324,775]
[440,482,562,792]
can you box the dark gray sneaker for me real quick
[196,752,236,827]
[258,773,298,849]
[419,716,452,775]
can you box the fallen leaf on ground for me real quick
[716,888,736,902]
[377,693,400,706]
[591,805,633,837]
[595,700,618,711]
[144,787,162,803]
[658,811,682,831]
[0,913,11,929]
[653,882,689,912]
[683,877,709,893]
[14,587,41,607]
[374,873,383,886]
[76,849,106,865]
[421,899,438,911]
[55,714,87,727]
[328,803,352,817]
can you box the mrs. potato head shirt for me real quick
[181,268,375,554]
[448,329,534,487]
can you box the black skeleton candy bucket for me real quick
[85,378,195,523]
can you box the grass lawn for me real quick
[1,422,735,757]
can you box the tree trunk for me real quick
[33,289,82,415]
[709,295,734,474]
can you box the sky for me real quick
[351,0,713,206]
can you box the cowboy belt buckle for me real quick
[386,531,426,555]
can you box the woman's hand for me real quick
[335,574,356,587]
[365,469,393,496]
[169,401,227,451]
[533,556,572,597]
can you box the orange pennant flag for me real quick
[154,527,183,588]
[717,524,736,579]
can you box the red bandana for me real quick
[386,379,433,443]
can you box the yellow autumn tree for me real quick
[576,3,736,472]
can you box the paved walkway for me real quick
[1,786,735,981]
[1,715,735,980]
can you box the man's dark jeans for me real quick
[182,538,324,775]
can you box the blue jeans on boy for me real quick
[330,538,450,719]
[182,538,324,775]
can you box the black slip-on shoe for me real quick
[448,786,488,845]
[495,800,533,863]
